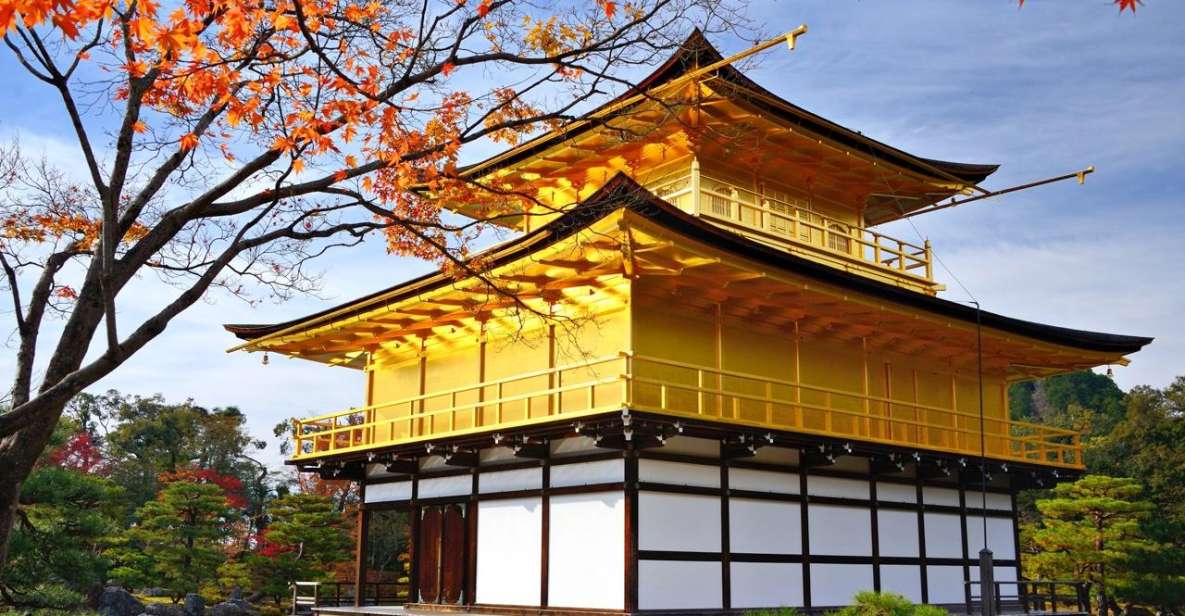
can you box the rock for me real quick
[207,599,258,616]
[97,586,145,616]
[145,603,184,616]
[184,593,205,616]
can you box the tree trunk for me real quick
[0,397,70,578]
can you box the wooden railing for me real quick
[966,580,1092,616]
[291,581,408,614]
[291,354,630,459]
[289,352,1082,468]
[624,354,1082,468]
[648,172,934,283]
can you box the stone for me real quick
[145,603,184,616]
[184,593,205,616]
[207,599,258,616]
[97,586,145,616]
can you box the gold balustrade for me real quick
[648,172,935,284]
[289,353,1081,469]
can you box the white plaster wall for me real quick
[416,474,472,499]
[877,482,917,504]
[922,486,961,507]
[926,565,968,604]
[364,480,412,503]
[476,497,542,606]
[639,459,719,488]
[809,505,872,556]
[477,467,541,494]
[548,492,624,609]
[639,492,720,551]
[880,565,923,603]
[808,476,870,499]
[730,499,801,554]
[923,513,965,558]
[968,566,1019,584]
[638,561,722,610]
[810,564,874,606]
[877,509,920,557]
[964,517,1016,560]
[730,468,799,494]
[549,458,623,488]
[985,492,1013,511]
[730,562,803,608]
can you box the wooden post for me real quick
[690,157,702,216]
[354,506,369,607]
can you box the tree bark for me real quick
[0,396,70,577]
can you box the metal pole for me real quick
[973,301,995,616]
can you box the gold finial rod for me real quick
[898,166,1096,220]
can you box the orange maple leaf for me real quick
[599,0,616,19]
[1113,0,1141,11]
[179,133,199,150]
[440,61,455,77]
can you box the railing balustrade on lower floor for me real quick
[291,581,408,614]
[289,352,1082,468]
[965,580,1092,616]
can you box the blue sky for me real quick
[2,0,1182,469]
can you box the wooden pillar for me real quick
[624,448,639,612]
[408,477,421,604]
[354,492,369,607]
[870,476,881,592]
[800,454,812,610]
[465,468,479,605]
[959,484,972,606]
[720,442,731,611]
[917,476,929,604]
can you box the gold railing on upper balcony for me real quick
[289,353,1082,469]
[648,172,934,284]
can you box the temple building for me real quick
[226,32,1151,615]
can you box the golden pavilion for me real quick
[226,31,1151,615]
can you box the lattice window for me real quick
[827,223,851,254]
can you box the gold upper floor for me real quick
[429,32,995,296]
[229,194,1149,470]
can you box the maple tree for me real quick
[0,0,744,575]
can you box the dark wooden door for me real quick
[416,504,467,605]
[417,507,442,603]
[440,505,466,604]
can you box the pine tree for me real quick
[1027,476,1155,616]
[247,494,353,604]
[114,480,236,601]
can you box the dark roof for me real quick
[457,30,998,187]
[226,174,1151,356]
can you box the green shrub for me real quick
[744,608,802,616]
[833,591,948,616]
[911,605,949,616]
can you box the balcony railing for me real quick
[290,353,1081,468]
[648,171,934,285]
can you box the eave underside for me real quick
[226,180,1148,379]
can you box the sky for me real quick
[1,0,1182,470]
